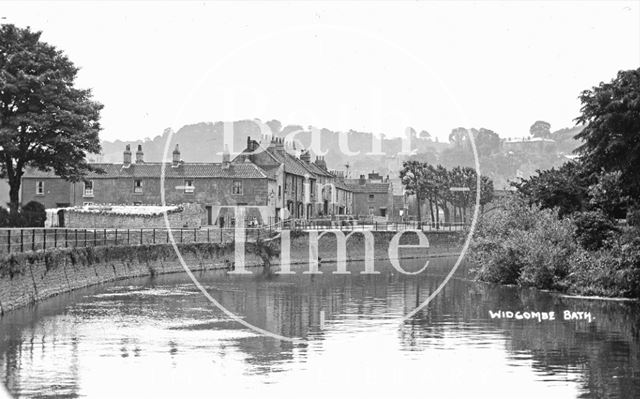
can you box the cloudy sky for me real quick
[2,1,639,142]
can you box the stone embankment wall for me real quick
[0,230,463,315]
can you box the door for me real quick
[57,210,65,227]
[205,206,212,225]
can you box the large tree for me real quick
[400,160,427,227]
[0,25,102,213]
[512,161,592,217]
[575,68,640,200]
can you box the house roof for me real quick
[344,180,392,193]
[23,162,273,180]
[243,141,334,178]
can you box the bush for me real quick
[568,236,640,297]
[0,207,9,227]
[572,210,618,251]
[470,195,576,290]
[21,201,46,227]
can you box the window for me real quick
[133,179,143,193]
[133,201,142,206]
[184,179,194,193]
[368,194,375,201]
[232,180,243,195]
[368,206,374,215]
[83,180,94,197]
[278,185,282,197]
[83,202,94,206]
[36,181,44,195]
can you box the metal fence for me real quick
[291,219,468,232]
[0,220,467,255]
[0,226,275,255]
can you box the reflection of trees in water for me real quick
[0,301,82,398]
[1,259,638,397]
[400,279,640,398]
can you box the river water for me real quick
[0,257,638,398]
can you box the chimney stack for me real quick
[123,145,132,167]
[314,156,327,170]
[300,150,311,163]
[222,145,231,169]
[135,144,144,163]
[275,137,285,155]
[172,144,181,167]
[359,174,366,185]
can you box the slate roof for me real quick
[23,162,273,180]
[344,179,392,193]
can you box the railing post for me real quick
[43,229,46,251]
[104,229,107,246]
[20,229,24,252]
[140,228,143,245]
[180,228,183,243]
[128,229,130,245]
[54,229,57,248]
[7,229,10,253]
[207,228,210,242]
[94,229,97,246]
[75,229,78,247]
[115,229,118,245]
[32,229,35,251]
[194,228,197,243]
[84,229,87,247]
[153,228,156,244]
[65,229,68,248]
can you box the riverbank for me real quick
[469,196,640,300]
[0,230,463,315]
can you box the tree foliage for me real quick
[575,68,640,199]
[512,161,591,217]
[0,24,103,212]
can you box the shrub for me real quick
[0,207,9,227]
[568,237,640,297]
[572,210,618,251]
[470,195,576,290]
[21,201,46,227]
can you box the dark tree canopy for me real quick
[0,24,103,212]
[512,161,592,217]
[575,68,640,199]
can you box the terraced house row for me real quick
[20,137,396,225]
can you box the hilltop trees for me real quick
[0,24,103,215]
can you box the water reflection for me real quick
[0,258,638,398]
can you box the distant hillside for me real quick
[99,119,585,191]
[100,119,449,178]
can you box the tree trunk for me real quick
[415,194,422,228]
[434,194,440,229]
[8,175,21,215]
[428,196,435,226]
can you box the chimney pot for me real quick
[123,144,132,167]
[135,144,144,163]
[172,144,181,167]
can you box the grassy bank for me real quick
[469,196,640,299]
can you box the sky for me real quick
[1,1,639,143]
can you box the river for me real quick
[0,257,638,398]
